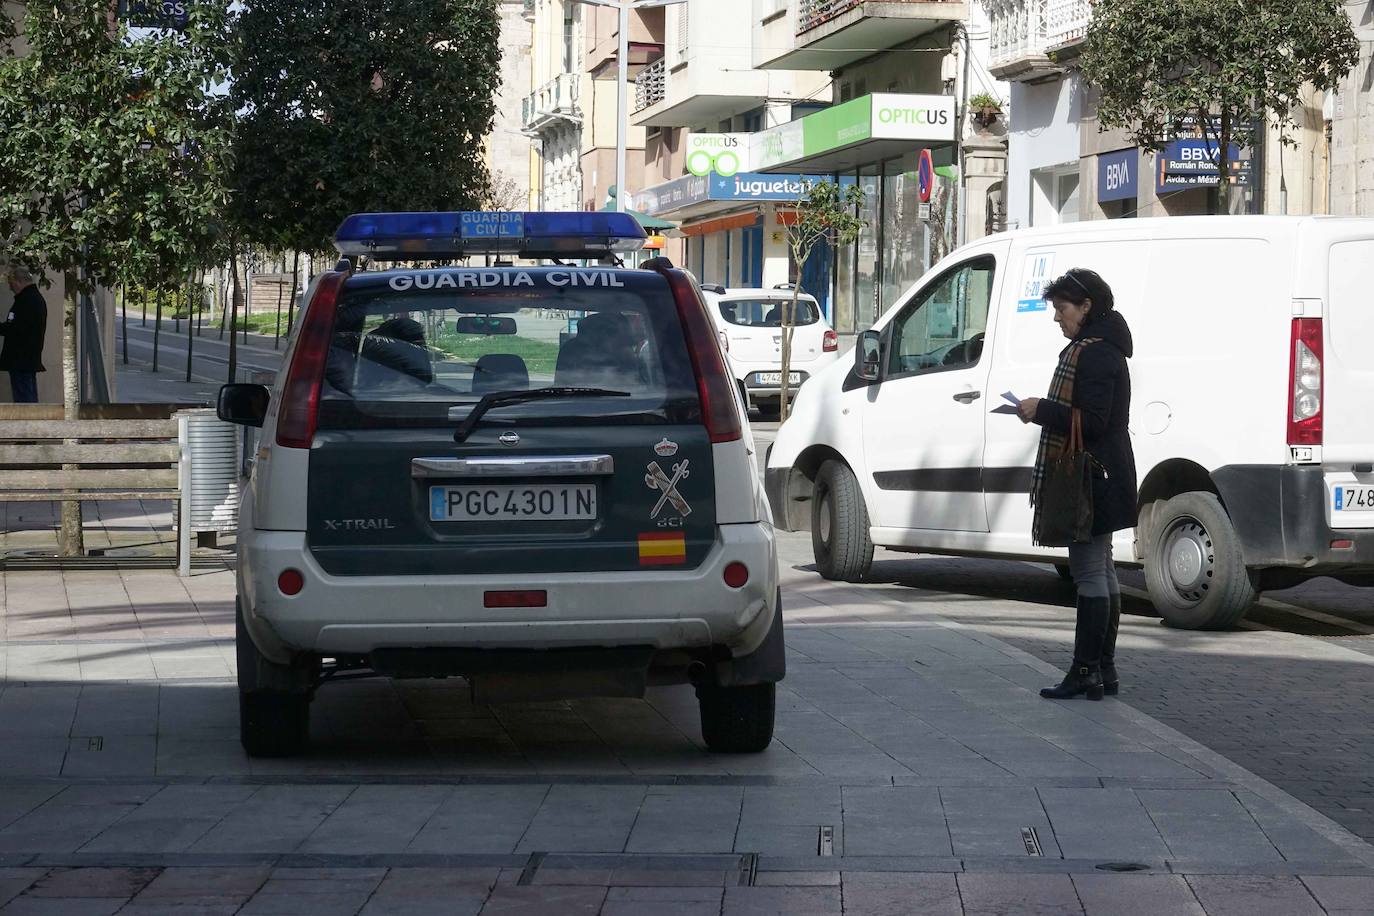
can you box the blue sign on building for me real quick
[1098,149,1138,202]
[1156,139,1250,192]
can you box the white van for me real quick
[765,216,1374,629]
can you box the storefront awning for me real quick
[633,171,830,221]
[751,93,958,174]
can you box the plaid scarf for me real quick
[1030,337,1100,530]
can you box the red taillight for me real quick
[1288,317,1323,447]
[484,590,548,608]
[822,329,838,352]
[662,269,743,444]
[723,562,749,588]
[276,271,348,449]
[278,569,304,596]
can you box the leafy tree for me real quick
[779,180,865,421]
[0,1,233,555]
[1081,0,1358,213]
[229,0,502,257]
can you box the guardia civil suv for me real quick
[218,211,781,757]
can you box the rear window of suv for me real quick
[316,267,701,429]
[717,297,819,327]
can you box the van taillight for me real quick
[662,269,742,444]
[1288,317,1323,447]
[276,272,347,449]
[823,330,838,352]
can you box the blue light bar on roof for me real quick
[333,211,648,260]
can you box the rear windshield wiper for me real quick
[452,387,630,442]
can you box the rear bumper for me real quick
[237,522,778,664]
[1213,464,1374,573]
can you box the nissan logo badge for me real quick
[499,431,520,447]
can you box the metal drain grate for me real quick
[738,853,759,886]
[1021,826,1043,856]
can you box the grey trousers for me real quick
[1068,534,1120,599]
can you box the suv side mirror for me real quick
[855,330,881,382]
[218,383,271,428]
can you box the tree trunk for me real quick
[152,284,163,373]
[286,250,300,335]
[185,273,196,383]
[120,286,128,365]
[273,258,286,348]
[778,256,806,422]
[1218,111,1233,215]
[227,249,242,382]
[59,271,84,557]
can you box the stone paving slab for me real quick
[5,560,1374,913]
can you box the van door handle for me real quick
[952,390,982,404]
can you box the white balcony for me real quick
[986,0,1069,82]
[521,73,581,135]
[1044,0,1090,49]
[634,58,666,114]
[759,0,967,71]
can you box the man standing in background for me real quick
[1,266,47,403]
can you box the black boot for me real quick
[1041,596,1109,701]
[1101,593,1121,696]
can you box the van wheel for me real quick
[1144,492,1258,630]
[237,602,313,757]
[698,682,775,753]
[812,459,874,582]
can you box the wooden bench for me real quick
[0,416,191,573]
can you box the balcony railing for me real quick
[987,0,1047,69]
[520,72,581,134]
[1044,0,1090,48]
[634,57,666,113]
[797,0,948,34]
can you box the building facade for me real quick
[633,0,1004,336]
[486,0,534,207]
[986,0,1328,229]
[1329,11,1374,217]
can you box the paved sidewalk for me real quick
[1,564,1372,914]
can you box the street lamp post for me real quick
[573,0,686,213]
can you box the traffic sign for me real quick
[916,149,934,203]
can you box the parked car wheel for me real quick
[237,601,314,757]
[812,459,874,582]
[697,682,775,753]
[1144,492,1258,630]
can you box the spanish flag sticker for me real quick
[638,532,687,566]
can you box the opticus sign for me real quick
[685,133,751,177]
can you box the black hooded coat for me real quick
[1033,310,1139,537]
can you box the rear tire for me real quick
[1144,492,1258,630]
[698,683,775,753]
[237,602,313,757]
[812,459,874,582]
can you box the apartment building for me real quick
[521,0,660,212]
[986,0,1327,228]
[487,0,534,207]
[634,0,1003,336]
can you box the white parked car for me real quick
[766,216,1374,630]
[702,285,839,416]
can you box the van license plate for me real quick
[1334,485,1374,512]
[755,372,801,385]
[430,485,597,522]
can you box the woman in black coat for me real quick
[1017,269,1137,701]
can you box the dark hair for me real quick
[1043,268,1114,316]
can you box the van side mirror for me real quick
[218,383,270,428]
[855,330,881,382]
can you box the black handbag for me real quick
[1034,408,1095,547]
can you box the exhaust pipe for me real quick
[686,661,708,686]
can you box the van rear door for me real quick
[1323,239,1374,468]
